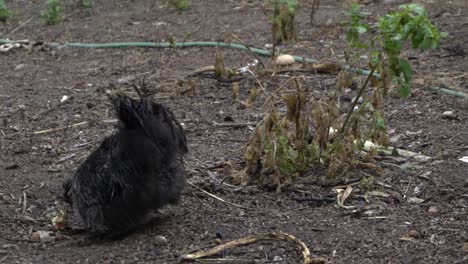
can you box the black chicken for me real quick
[63,94,187,237]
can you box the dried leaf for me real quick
[232,82,240,102]
[283,94,299,122]
[407,197,425,204]
[312,62,341,74]
[337,185,355,209]
[214,49,226,78]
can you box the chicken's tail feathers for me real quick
[142,98,188,154]
[111,94,188,154]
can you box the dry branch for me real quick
[181,232,320,264]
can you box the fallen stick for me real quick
[33,121,88,135]
[181,232,318,264]
[188,182,249,209]
[187,66,216,77]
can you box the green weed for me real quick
[271,0,297,43]
[0,0,12,22]
[81,0,93,8]
[164,0,191,11]
[43,0,62,25]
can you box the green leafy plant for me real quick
[377,3,447,96]
[232,3,446,189]
[271,0,297,43]
[345,3,370,49]
[0,0,12,22]
[346,3,447,97]
[81,0,93,8]
[43,0,62,25]
[164,0,191,11]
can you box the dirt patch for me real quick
[0,0,467,263]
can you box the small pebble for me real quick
[408,229,420,238]
[441,110,457,120]
[273,256,283,262]
[152,235,168,246]
[428,206,438,214]
[15,64,25,70]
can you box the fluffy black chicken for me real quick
[63,94,187,237]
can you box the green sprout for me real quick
[0,0,12,22]
[43,0,62,25]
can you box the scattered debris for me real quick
[31,231,56,242]
[441,110,458,120]
[51,210,66,231]
[60,95,69,103]
[238,59,259,74]
[336,185,355,209]
[407,197,425,204]
[362,141,432,163]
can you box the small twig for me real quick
[181,232,315,264]
[56,154,76,164]
[339,67,376,134]
[188,182,249,209]
[261,76,297,111]
[187,258,255,263]
[452,72,468,79]
[5,16,34,36]
[13,216,39,223]
[187,66,216,77]
[71,141,92,148]
[246,69,266,92]
[271,0,278,58]
[213,122,256,128]
[22,192,27,214]
[5,237,41,243]
[310,0,320,25]
[33,121,88,135]
[0,255,9,263]
[191,138,248,143]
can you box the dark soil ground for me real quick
[1,0,467,263]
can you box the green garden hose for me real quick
[1,38,465,99]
